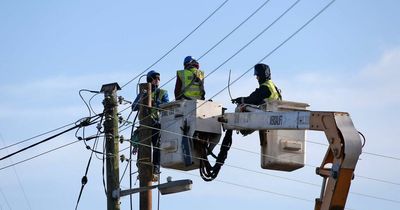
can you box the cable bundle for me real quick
[200,130,233,181]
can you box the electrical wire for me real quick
[89,92,101,116]
[154,0,301,99]
[0,121,76,152]
[1,125,79,161]
[0,115,100,162]
[0,140,80,171]
[75,134,100,210]
[79,89,100,117]
[197,0,272,60]
[120,0,230,89]
[205,0,301,81]
[0,188,12,210]
[307,139,400,161]
[123,137,400,205]
[0,134,32,210]
[129,158,314,203]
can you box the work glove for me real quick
[231,97,243,104]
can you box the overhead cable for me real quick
[0,116,100,162]
[197,0,272,60]
[0,121,76,152]
[0,135,33,210]
[0,140,80,171]
[157,0,300,96]
[207,0,337,101]
[123,138,400,204]
[121,0,230,89]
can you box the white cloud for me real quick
[362,47,400,80]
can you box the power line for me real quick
[307,140,400,161]
[0,116,99,162]
[0,140,80,171]
[0,121,76,152]
[362,151,400,161]
[129,158,313,203]
[204,0,301,81]
[197,0,272,60]
[0,134,32,210]
[155,0,301,98]
[121,0,230,89]
[124,139,400,205]
[207,0,337,102]
[0,188,12,210]
[356,175,400,186]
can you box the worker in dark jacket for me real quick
[231,63,281,105]
[174,56,205,100]
[132,70,169,178]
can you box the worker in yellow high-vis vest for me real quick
[231,63,282,105]
[174,56,205,100]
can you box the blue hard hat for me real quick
[146,70,160,83]
[183,56,195,65]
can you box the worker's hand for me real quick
[231,97,243,104]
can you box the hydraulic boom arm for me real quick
[219,110,362,210]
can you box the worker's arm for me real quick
[234,86,271,105]
[161,91,169,103]
[174,73,182,100]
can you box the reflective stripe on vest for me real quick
[261,80,279,101]
[177,68,204,99]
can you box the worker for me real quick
[174,56,205,100]
[231,63,281,105]
[132,70,169,177]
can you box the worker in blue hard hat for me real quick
[132,70,169,179]
[174,56,205,100]
[231,63,281,105]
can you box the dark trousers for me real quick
[151,123,161,171]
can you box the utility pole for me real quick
[101,83,121,210]
[138,83,153,210]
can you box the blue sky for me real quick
[1,0,400,209]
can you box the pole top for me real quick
[100,82,121,93]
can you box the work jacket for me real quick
[176,68,205,100]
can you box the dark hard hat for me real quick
[146,70,160,83]
[254,63,271,79]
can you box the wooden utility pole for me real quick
[138,83,153,210]
[101,83,121,210]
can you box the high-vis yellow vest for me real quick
[177,68,205,100]
[150,89,167,121]
[261,80,280,101]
